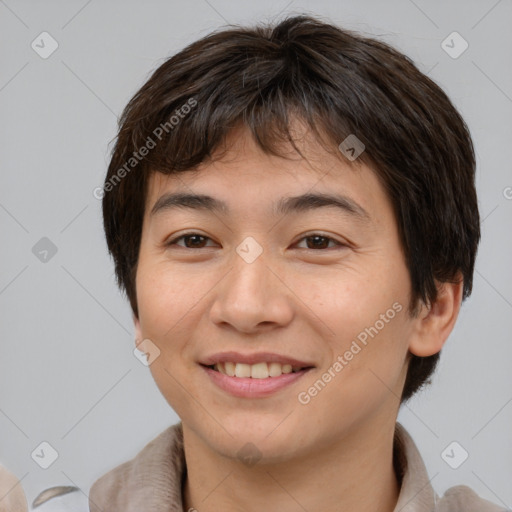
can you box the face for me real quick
[134,123,419,464]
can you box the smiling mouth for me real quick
[203,362,312,378]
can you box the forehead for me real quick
[144,123,389,225]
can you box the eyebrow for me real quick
[150,192,371,222]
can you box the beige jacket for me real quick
[89,422,506,512]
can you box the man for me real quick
[89,14,505,512]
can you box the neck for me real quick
[182,419,400,512]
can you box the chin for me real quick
[195,413,313,463]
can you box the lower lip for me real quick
[202,365,312,398]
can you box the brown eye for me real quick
[167,233,215,249]
[296,234,344,250]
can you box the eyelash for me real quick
[165,232,346,251]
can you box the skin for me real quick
[133,121,463,512]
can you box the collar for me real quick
[393,422,438,511]
[89,421,438,512]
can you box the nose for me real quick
[209,249,294,334]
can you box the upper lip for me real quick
[200,351,315,368]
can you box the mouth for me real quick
[202,361,311,378]
[200,355,315,398]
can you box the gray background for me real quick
[1,0,511,508]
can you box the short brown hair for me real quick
[102,15,480,403]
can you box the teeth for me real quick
[235,363,251,378]
[282,364,292,374]
[224,362,236,377]
[268,362,282,377]
[251,362,269,379]
[213,362,304,378]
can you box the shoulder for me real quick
[89,423,184,512]
[437,484,509,512]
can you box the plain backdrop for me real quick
[1,0,511,507]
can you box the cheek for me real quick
[136,261,206,340]
[135,262,204,415]
[297,299,409,435]
[307,263,410,393]
[311,262,407,336]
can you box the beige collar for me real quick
[89,421,439,512]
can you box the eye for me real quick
[295,234,346,250]
[166,233,217,249]
[165,232,346,251]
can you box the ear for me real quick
[408,275,464,357]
